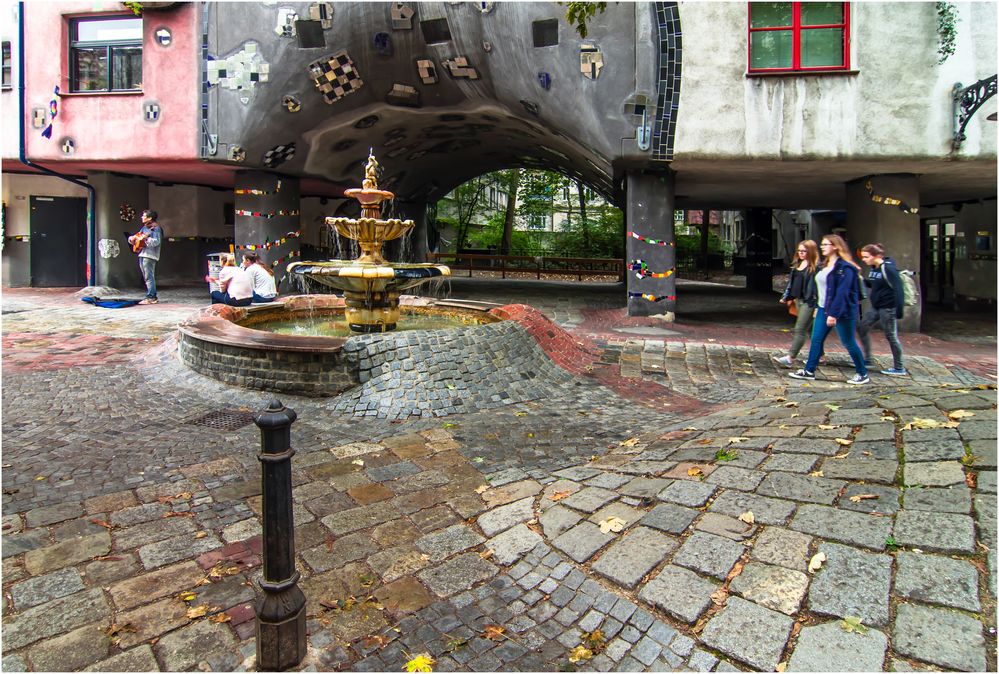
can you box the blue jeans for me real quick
[804,307,867,376]
[210,290,251,307]
[252,292,276,303]
[139,256,157,299]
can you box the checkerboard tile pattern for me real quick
[309,51,364,104]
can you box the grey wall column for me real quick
[88,171,149,290]
[845,174,922,332]
[235,171,300,291]
[744,208,774,293]
[625,169,676,318]
[393,200,429,263]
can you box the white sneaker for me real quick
[773,355,794,367]
[847,374,870,385]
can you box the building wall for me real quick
[674,2,997,160]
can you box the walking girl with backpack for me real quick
[858,243,908,376]
[774,240,820,368]
[789,234,870,385]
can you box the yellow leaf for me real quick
[352,459,365,466]
[835,438,853,446]
[619,437,639,447]
[791,413,800,418]
[728,437,749,444]
[840,616,868,634]
[35,475,46,481]
[194,531,207,539]
[808,552,827,573]
[778,424,789,430]
[568,645,594,663]
[482,624,506,641]
[737,511,755,525]
[209,612,231,623]
[776,663,788,672]
[598,516,627,534]
[809,470,824,477]
[186,605,209,619]
[687,467,704,477]
[880,416,896,422]
[405,653,435,673]
[948,410,975,420]
[474,485,488,494]
[178,591,197,602]
[515,411,528,417]
[849,494,879,503]
[682,427,699,431]
[818,424,836,430]
[549,490,572,502]
[833,451,850,459]
[903,417,959,430]
[784,401,799,408]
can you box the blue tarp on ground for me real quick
[80,296,141,309]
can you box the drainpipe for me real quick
[17,1,97,286]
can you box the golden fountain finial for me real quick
[361,148,379,190]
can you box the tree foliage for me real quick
[936,2,959,64]
[561,2,608,39]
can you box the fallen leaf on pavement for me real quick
[89,518,114,530]
[825,404,841,411]
[620,437,639,447]
[178,591,197,602]
[728,437,749,444]
[966,473,977,488]
[482,625,506,641]
[351,459,365,466]
[209,613,231,623]
[598,516,627,534]
[776,663,788,672]
[840,616,868,634]
[784,401,799,408]
[807,552,827,573]
[737,511,755,524]
[817,424,836,430]
[687,467,704,477]
[947,410,975,420]
[778,424,789,430]
[362,634,390,650]
[474,485,488,494]
[194,531,207,539]
[186,605,210,619]
[833,451,850,459]
[903,417,959,430]
[549,490,572,502]
[162,511,195,518]
[849,494,879,502]
[568,645,594,663]
[809,470,824,477]
[834,438,853,446]
[709,587,728,606]
[405,653,435,673]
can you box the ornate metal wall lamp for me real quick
[952,74,997,150]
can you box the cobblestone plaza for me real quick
[1,280,996,672]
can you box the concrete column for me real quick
[625,169,676,318]
[744,208,774,292]
[394,200,429,263]
[235,171,300,292]
[845,174,921,332]
[88,171,149,290]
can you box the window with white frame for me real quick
[69,16,143,92]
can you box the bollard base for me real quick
[256,587,307,671]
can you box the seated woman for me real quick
[208,253,253,307]
[243,253,278,303]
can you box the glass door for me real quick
[921,218,956,304]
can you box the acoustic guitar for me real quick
[130,231,148,254]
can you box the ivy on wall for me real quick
[561,2,608,39]
[936,2,958,64]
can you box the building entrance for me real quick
[29,196,87,287]
[921,217,956,305]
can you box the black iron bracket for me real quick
[952,74,997,150]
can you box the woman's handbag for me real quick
[787,298,798,316]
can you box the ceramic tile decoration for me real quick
[374,32,392,56]
[416,59,438,84]
[391,3,414,30]
[282,95,302,112]
[154,27,171,46]
[206,42,270,92]
[60,137,75,155]
[538,71,551,90]
[386,83,420,107]
[442,56,478,79]
[520,100,539,115]
[98,239,120,259]
[482,41,492,52]
[31,107,45,129]
[143,101,161,122]
[308,2,334,29]
[262,142,296,168]
[275,8,299,37]
[420,17,451,43]
[308,51,363,104]
[228,144,246,162]
[580,44,604,79]
[296,21,326,49]
[478,2,494,13]
[625,93,652,117]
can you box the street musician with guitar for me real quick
[128,210,163,304]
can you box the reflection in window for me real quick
[2,41,11,89]
[70,16,143,92]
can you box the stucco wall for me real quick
[674,2,998,160]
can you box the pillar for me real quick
[625,169,676,318]
[845,174,921,332]
[88,171,149,290]
[235,171,300,292]
[744,208,774,293]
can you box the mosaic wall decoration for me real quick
[282,95,301,112]
[154,27,172,46]
[308,51,363,104]
[483,41,492,52]
[296,21,326,49]
[41,86,60,139]
[143,101,161,122]
[308,2,334,28]
[386,83,420,107]
[865,179,919,214]
[120,203,136,222]
[652,2,681,162]
[98,239,120,259]
[61,137,75,155]
[538,72,551,90]
[533,19,558,47]
[354,114,379,129]
[262,142,296,167]
[624,94,652,118]
[520,100,539,115]
[391,3,414,30]
[31,107,46,129]
[207,43,270,92]
[374,32,393,56]
[478,2,494,13]
[420,18,451,43]
[417,59,438,84]
[275,8,299,36]
[580,44,603,79]
[442,56,478,79]
[228,145,246,162]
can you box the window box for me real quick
[69,15,143,92]
[748,2,849,74]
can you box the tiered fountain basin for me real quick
[177,294,500,397]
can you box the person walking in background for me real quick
[858,243,908,376]
[243,253,278,303]
[208,253,253,306]
[128,210,162,305]
[789,234,870,385]
[774,240,819,367]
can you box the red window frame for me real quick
[747,2,850,74]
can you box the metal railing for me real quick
[429,252,624,281]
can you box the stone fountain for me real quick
[287,152,450,332]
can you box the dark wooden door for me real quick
[29,196,87,287]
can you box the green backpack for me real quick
[883,264,919,306]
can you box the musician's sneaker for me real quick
[138,298,159,305]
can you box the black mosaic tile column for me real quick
[626,169,676,318]
[234,171,301,290]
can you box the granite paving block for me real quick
[705,466,765,491]
[639,503,698,534]
[818,457,897,484]
[903,439,966,462]
[902,485,971,513]
[25,502,83,528]
[587,502,645,529]
[976,469,996,493]
[806,542,891,627]
[756,472,845,504]
[538,504,582,539]
[790,504,891,551]
[708,489,796,525]
[24,532,111,575]
[749,527,812,571]
[153,617,238,672]
[760,453,820,474]
[837,483,900,514]
[418,552,498,597]
[903,461,966,487]
[552,521,614,563]
[553,466,602,481]
[82,644,159,672]
[485,523,543,566]
[672,531,744,580]
[475,497,534,537]
[894,510,975,553]
[695,512,756,541]
[699,597,794,671]
[592,526,677,588]
[894,551,980,611]
[974,493,997,543]
[137,532,222,570]
[585,472,633,490]
[2,588,110,651]
[770,438,842,455]
[893,603,986,672]
[109,561,204,611]
[416,524,485,562]
[560,487,619,513]
[620,477,672,499]
[656,480,716,507]
[10,567,84,610]
[687,649,719,672]
[787,621,888,672]
[729,562,808,615]
[302,531,378,573]
[638,565,717,624]
[854,423,895,442]
[24,621,110,672]
[1,529,50,558]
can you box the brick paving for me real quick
[1,281,996,672]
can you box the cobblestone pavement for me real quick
[1,283,996,672]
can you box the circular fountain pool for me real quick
[244,304,493,338]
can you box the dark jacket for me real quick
[823,258,861,321]
[781,266,818,307]
[865,257,905,319]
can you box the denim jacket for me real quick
[824,258,861,321]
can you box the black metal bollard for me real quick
[254,399,306,671]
